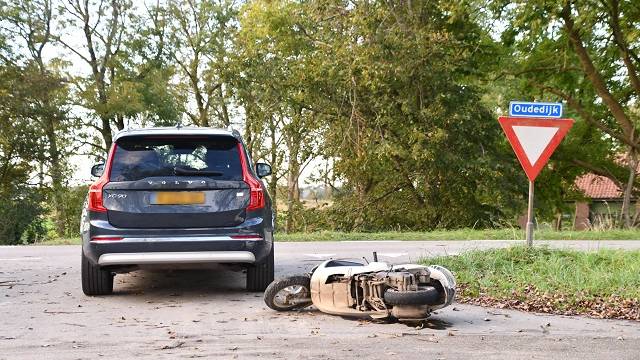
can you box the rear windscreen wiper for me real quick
[174,167,223,176]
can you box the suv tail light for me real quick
[88,144,116,213]
[237,143,265,211]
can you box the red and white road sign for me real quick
[498,117,574,181]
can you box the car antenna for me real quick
[176,120,183,130]
[372,251,378,262]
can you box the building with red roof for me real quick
[572,173,635,229]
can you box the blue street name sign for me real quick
[509,101,563,118]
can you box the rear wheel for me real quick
[264,275,312,311]
[384,286,440,306]
[81,251,114,296]
[247,246,274,292]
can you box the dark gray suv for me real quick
[80,127,274,295]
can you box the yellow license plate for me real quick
[152,192,205,205]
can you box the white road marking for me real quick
[376,253,408,258]
[340,240,402,243]
[473,239,522,242]
[303,253,336,259]
[0,257,42,261]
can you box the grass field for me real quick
[424,246,640,320]
[34,228,640,245]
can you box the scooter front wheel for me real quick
[264,275,312,311]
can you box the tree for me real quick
[1,0,75,236]
[236,0,324,232]
[303,1,521,230]
[166,0,237,127]
[497,0,640,227]
[115,1,184,127]
[0,60,49,243]
[57,0,179,151]
[56,0,134,150]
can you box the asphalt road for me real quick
[1,241,639,359]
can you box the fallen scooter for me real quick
[264,253,455,321]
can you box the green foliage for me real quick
[50,185,88,238]
[6,0,637,239]
[118,4,185,126]
[166,0,237,127]
[290,1,523,230]
[0,185,47,245]
[492,0,640,226]
[0,63,50,244]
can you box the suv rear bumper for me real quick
[98,251,256,266]
[84,235,272,267]
[82,213,273,267]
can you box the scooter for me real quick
[264,253,455,321]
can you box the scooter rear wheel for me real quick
[264,275,312,311]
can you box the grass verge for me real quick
[33,228,640,245]
[276,228,640,241]
[36,238,80,245]
[425,246,640,320]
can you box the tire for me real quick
[384,286,441,306]
[247,246,274,292]
[81,251,113,296]
[263,275,312,311]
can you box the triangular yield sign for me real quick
[498,117,574,181]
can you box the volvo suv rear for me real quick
[80,127,274,295]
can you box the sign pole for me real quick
[526,180,534,247]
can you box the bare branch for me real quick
[531,82,640,151]
[77,139,107,152]
[606,0,640,96]
[52,36,92,65]
[560,2,635,138]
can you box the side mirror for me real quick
[255,162,272,178]
[91,163,105,177]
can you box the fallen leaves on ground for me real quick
[456,284,639,321]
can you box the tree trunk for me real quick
[553,212,562,231]
[44,114,66,236]
[268,118,278,216]
[244,117,254,161]
[100,115,113,150]
[219,86,230,127]
[115,114,125,131]
[285,140,300,233]
[620,148,637,228]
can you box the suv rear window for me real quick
[109,136,243,182]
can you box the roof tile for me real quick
[575,173,621,199]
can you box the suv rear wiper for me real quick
[174,167,223,176]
